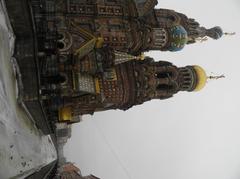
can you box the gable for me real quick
[134,0,158,16]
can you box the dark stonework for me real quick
[6,0,222,122]
[5,0,54,134]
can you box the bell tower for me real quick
[140,25,189,53]
[132,58,207,105]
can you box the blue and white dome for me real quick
[168,25,188,52]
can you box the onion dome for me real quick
[192,65,207,91]
[178,65,207,92]
[206,26,223,40]
[168,25,188,52]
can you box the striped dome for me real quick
[193,65,207,91]
[168,25,188,52]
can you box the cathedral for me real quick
[28,0,223,122]
[2,0,226,177]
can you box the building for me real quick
[6,0,223,124]
[4,0,225,177]
[54,53,208,118]
[44,0,223,56]
[26,0,222,120]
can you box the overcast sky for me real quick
[65,0,240,179]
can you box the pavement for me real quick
[0,1,57,178]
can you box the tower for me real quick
[128,58,207,107]
[43,0,223,59]
[25,0,221,121]
[152,9,223,44]
[55,53,208,117]
[140,25,189,52]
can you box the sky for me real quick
[65,0,240,179]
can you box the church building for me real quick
[28,0,223,121]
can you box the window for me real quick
[157,84,174,91]
[147,38,151,43]
[156,72,173,78]
[134,71,139,77]
[136,82,141,88]
[57,41,65,49]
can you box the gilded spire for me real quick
[208,74,225,80]
[224,32,236,36]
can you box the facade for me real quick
[6,0,223,126]
[49,0,222,55]
[55,54,207,117]
[28,0,222,120]
[30,0,222,119]
[4,0,224,177]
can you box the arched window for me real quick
[147,37,152,43]
[57,41,65,49]
[157,84,174,91]
[156,72,173,78]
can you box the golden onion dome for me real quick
[193,65,207,91]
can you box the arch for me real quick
[156,72,173,78]
[156,84,174,91]
[156,66,178,80]
[57,41,65,49]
